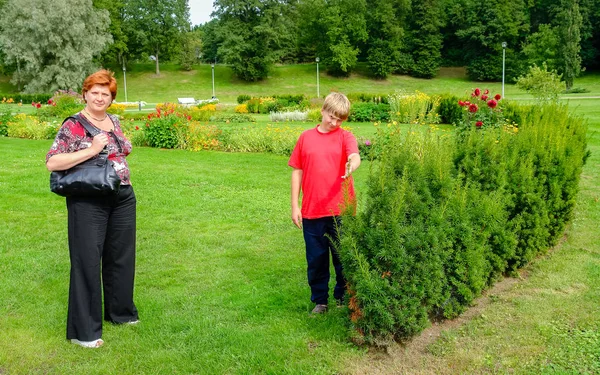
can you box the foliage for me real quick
[408,0,443,79]
[389,90,440,124]
[451,0,529,81]
[220,124,302,155]
[123,0,189,75]
[437,94,463,125]
[339,102,589,344]
[269,111,309,122]
[212,0,291,81]
[181,122,222,151]
[237,94,251,104]
[235,104,248,114]
[554,0,583,90]
[456,88,505,130]
[36,90,84,119]
[0,0,112,93]
[6,113,59,139]
[347,102,390,122]
[516,63,564,102]
[180,29,202,71]
[346,92,389,104]
[0,103,13,136]
[144,107,185,149]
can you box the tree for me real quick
[212,0,291,81]
[363,0,409,79]
[516,63,564,102]
[554,0,582,90]
[452,0,529,81]
[296,0,367,77]
[409,0,443,78]
[180,29,202,71]
[123,0,190,75]
[0,0,112,93]
[93,0,129,67]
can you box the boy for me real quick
[288,92,361,314]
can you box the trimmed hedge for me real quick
[339,103,589,344]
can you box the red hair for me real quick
[82,69,117,102]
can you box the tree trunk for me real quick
[155,49,160,75]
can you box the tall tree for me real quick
[554,0,582,89]
[93,0,129,67]
[0,0,112,93]
[409,0,444,78]
[363,0,409,79]
[123,0,190,75]
[212,0,291,81]
[297,0,367,77]
[452,0,530,81]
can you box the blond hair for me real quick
[322,92,350,120]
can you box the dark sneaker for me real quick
[311,304,328,314]
[335,298,345,308]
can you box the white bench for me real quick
[177,97,196,105]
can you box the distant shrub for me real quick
[37,90,84,119]
[348,102,390,122]
[237,94,251,104]
[212,113,255,123]
[246,98,260,113]
[235,104,249,113]
[269,110,308,122]
[563,87,589,94]
[7,113,59,139]
[347,92,389,104]
[437,94,463,125]
[389,90,440,124]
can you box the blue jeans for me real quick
[302,216,345,305]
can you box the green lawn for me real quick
[2,63,600,104]
[1,71,599,373]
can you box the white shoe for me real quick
[71,338,104,348]
[127,320,140,325]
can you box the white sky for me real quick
[189,0,215,26]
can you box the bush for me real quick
[246,98,260,114]
[347,102,391,122]
[7,113,59,139]
[36,90,84,120]
[515,63,563,103]
[237,94,251,104]
[389,90,440,124]
[211,113,255,123]
[144,109,185,149]
[220,124,301,155]
[269,111,308,122]
[0,93,52,104]
[339,103,588,344]
[346,93,389,104]
[437,94,463,125]
[0,104,13,136]
[182,122,222,151]
[235,104,249,114]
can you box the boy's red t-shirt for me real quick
[288,126,359,219]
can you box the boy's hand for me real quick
[342,161,352,179]
[291,207,302,229]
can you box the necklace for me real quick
[83,109,107,122]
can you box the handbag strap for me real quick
[65,113,123,153]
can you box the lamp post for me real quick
[122,59,128,103]
[211,63,216,99]
[501,42,507,99]
[315,57,320,98]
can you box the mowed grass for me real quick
[0,138,373,374]
[2,63,600,104]
[0,67,599,373]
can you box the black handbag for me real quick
[50,114,122,197]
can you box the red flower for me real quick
[464,101,471,106]
[468,103,478,113]
[476,121,483,127]
[36,103,41,108]
[458,100,466,107]
[472,88,481,97]
[487,99,498,109]
[484,89,490,95]
[494,94,501,101]
[481,95,488,101]
[48,99,53,105]
[135,126,140,130]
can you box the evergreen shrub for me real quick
[437,94,463,125]
[347,102,390,122]
[339,103,588,345]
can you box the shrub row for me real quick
[339,103,589,345]
[0,93,53,104]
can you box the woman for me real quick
[46,69,139,348]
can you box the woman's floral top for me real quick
[46,113,133,185]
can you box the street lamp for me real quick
[122,59,128,103]
[315,57,320,98]
[501,42,507,99]
[211,63,216,99]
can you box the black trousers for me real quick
[66,185,138,341]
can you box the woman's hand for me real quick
[90,133,109,154]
